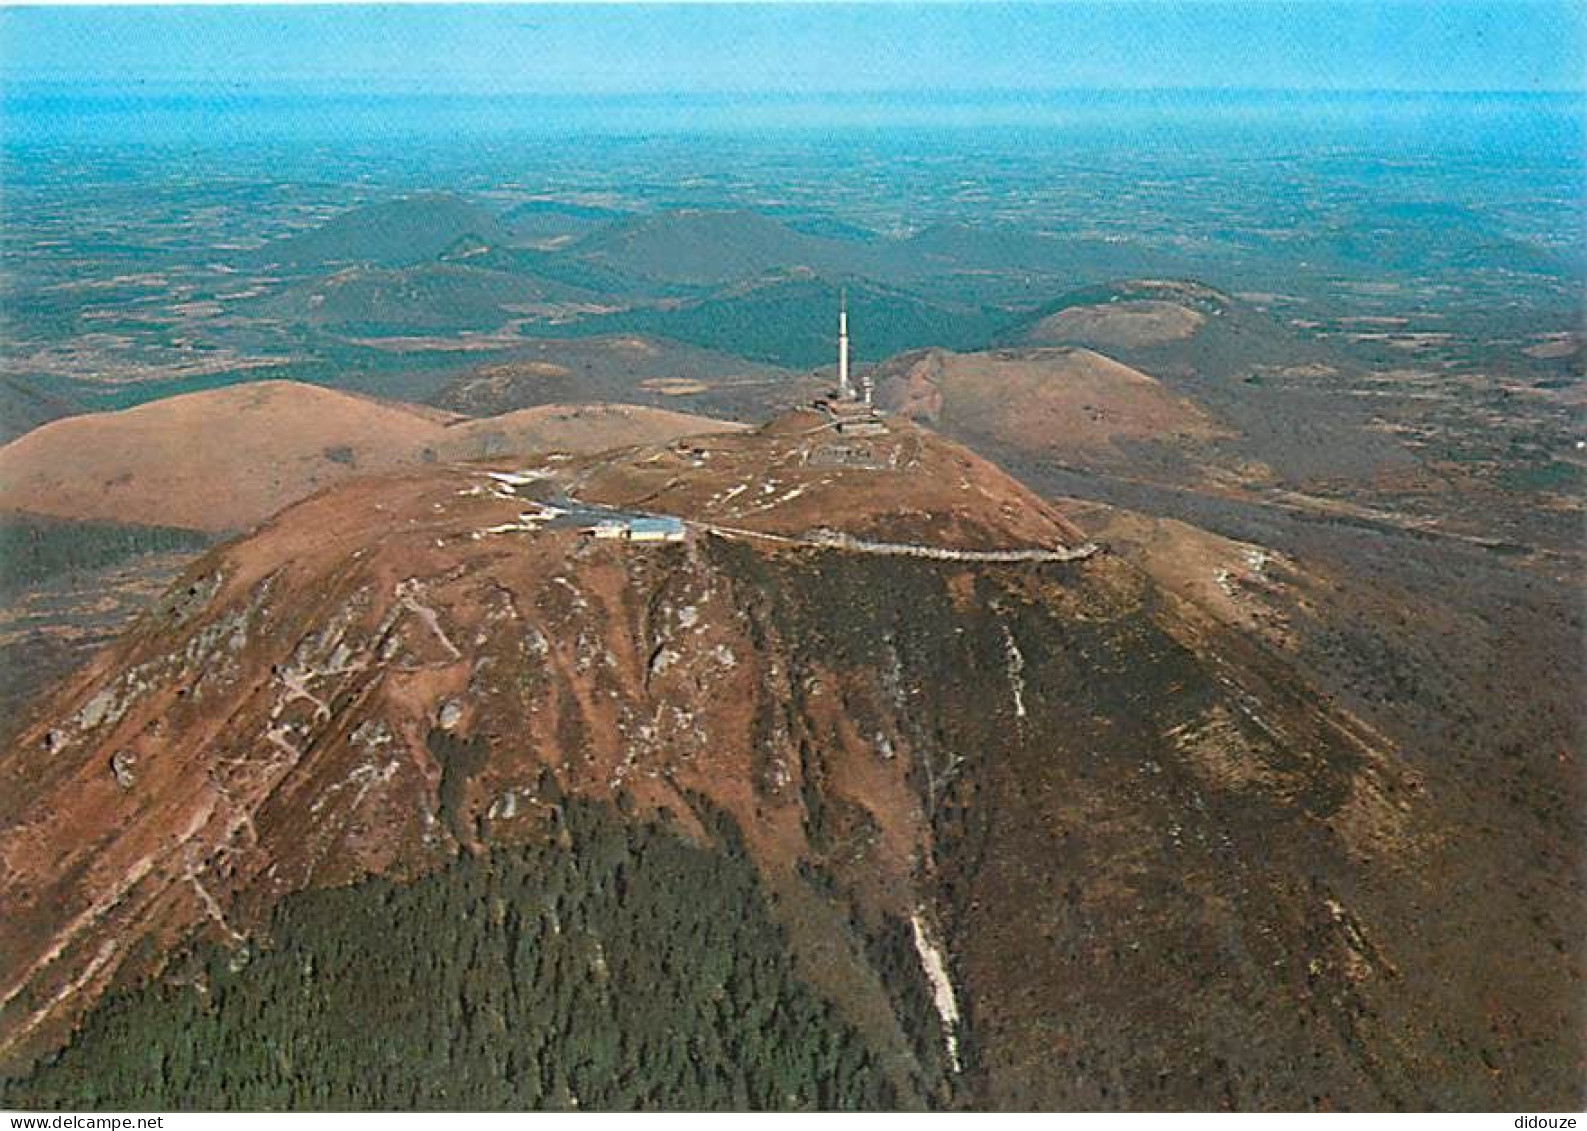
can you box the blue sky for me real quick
[3,2,1582,94]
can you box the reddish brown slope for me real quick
[567,409,1091,549]
[0,415,1068,1070]
[0,383,743,532]
[434,401,749,463]
[0,415,1571,1109]
[872,347,1243,487]
[0,382,448,532]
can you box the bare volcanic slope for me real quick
[429,333,813,423]
[430,402,749,464]
[1016,279,1286,359]
[1008,279,1420,487]
[0,383,448,532]
[0,382,744,532]
[564,409,1092,551]
[2,412,1574,1109]
[872,346,1244,487]
[1026,297,1208,350]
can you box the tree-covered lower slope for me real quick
[0,514,209,599]
[4,799,908,1111]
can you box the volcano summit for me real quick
[1,407,1550,1110]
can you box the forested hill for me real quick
[4,798,944,1111]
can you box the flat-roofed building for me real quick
[627,516,687,543]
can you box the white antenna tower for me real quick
[837,288,852,400]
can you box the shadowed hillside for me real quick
[567,274,1002,369]
[255,193,509,270]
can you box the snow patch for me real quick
[488,791,519,821]
[482,502,566,537]
[649,647,680,677]
[1002,625,1028,719]
[485,470,550,487]
[910,911,962,1073]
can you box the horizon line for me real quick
[5,79,1583,96]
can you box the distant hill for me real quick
[1007,279,1420,486]
[429,334,811,421]
[873,346,1234,484]
[0,376,82,444]
[570,210,854,285]
[1024,296,1210,350]
[568,273,1002,369]
[776,213,881,242]
[898,222,1163,281]
[0,381,741,532]
[255,193,508,270]
[499,198,629,247]
[563,212,1169,295]
[546,214,1201,330]
[1297,199,1582,280]
[1013,279,1240,349]
[256,261,592,335]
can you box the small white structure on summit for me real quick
[586,515,686,543]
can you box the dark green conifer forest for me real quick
[0,515,209,598]
[5,800,914,1111]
